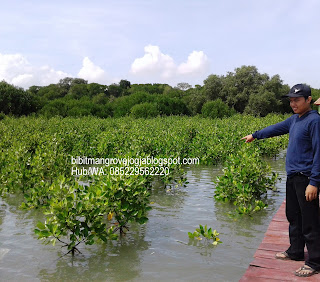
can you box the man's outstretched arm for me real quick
[241,117,292,142]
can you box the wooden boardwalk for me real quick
[240,200,320,281]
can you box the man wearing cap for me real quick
[242,84,320,277]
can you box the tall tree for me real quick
[119,79,131,90]
[58,77,88,95]
[0,81,37,115]
[67,84,89,99]
[221,65,269,112]
[176,82,192,91]
[203,74,224,101]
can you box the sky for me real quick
[0,0,320,89]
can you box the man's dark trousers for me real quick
[285,173,320,270]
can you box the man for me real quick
[242,83,320,277]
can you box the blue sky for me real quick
[0,0,319,88]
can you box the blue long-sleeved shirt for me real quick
[252,110,320,187]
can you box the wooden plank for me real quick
[240,200,320,281]
[254,249,308,260]
[250,257,303,270]
[257,242,289,252]
[254,249,281,259]
[267,221,288,231]
[261,235,289,245]
[272,215,288,222]
[240,276,284,282]
[240,266,320,281]
[240,266,296,281]
[262,230,288,237]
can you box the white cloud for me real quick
[78,57,111,84]
[11,74,34,86]
[130,45,210,84]
[130,45,176,78]
[177,51,209,75]
[0,53,70,88]
[0,49,210,89]
[0,53,117,88]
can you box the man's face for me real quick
[289,96,312,116]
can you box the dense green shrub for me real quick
[130,102,159,118]
[112,91,155,117]
[0,81,38,115]
[37,84,66,100]
[201,99,234,118]
[155,95,189,116]
[39,97,113,118]
[87,83,107,98]
[183,87,207,115]
[40,99,68,117]
[66,84,89,99]
[35,171,152,255]
[92,93,108,104]
[214,146,278,214]
[129,83,169,95]
[244,90,282,117]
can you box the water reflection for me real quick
[187,238,219,257]
[38,226,150,281]
[0,201,6,228]
[150,183,187,212]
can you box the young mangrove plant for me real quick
[214,146,279,215]
[188,224,222,246]
[34,176,118,255]
[34,168,154,255]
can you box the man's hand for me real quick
[241,134,255,143]
[305,185,318,201]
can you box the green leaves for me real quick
[214,146,279,215]
[36,221,46,230]
[32,177,121,254]
[188,225,222,246]
[136,217,148,224]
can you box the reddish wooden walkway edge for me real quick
[239,200,319,281]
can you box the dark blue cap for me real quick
[282,84,311,98]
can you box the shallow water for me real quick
[0,157,286,281]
